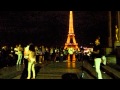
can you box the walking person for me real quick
[97,36,107,66]
[92,38,103,79]
[16,44,23,71]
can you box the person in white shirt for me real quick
[68,46,74,62]
[16,44,23,65]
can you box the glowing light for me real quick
[64,11,79,62]
[67,62,71,68]
[64,11,79,50]
[67,62,76,68]
[72,62,76,68]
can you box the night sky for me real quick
[0,11,109,47]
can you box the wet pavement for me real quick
[0,60,120,79]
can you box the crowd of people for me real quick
[0,43,81,79]
[0,36,107,79]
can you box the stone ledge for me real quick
[101,65,120,79]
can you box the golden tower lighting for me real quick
[64,11,79,50]
[64,11,79,62]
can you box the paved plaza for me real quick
[0,59,120,79]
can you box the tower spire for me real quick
[69,11,74,34]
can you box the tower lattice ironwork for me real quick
[64,11,79,50]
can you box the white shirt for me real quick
[68,47,74,55]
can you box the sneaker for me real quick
[27,77,30,79]
[103,63,106,66]
[31,77,35,79]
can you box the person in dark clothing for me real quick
[8,47,15,66]
[44,48,50,62]
[92,38,103,79]
[80,48,84,61]
[20,58,28,79]
[1,46,9,67]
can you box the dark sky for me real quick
[0,11,109,47]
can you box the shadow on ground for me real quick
[35,65,41,75]
[62,73,78,79]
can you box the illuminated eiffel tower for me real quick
[64,11,79,62]
[64,11,79,50]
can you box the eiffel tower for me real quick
[64,11,79,62]
[64,11,79,50]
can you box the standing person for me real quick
[35,46,39,63]
[92,38,103,79]
[27,43,36,79]
[20,45,29,79]
[16,44,23,65]
[68,46,74,62]
[1,46,9,67]
[59,49,64,62]
[80,47,84,61]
